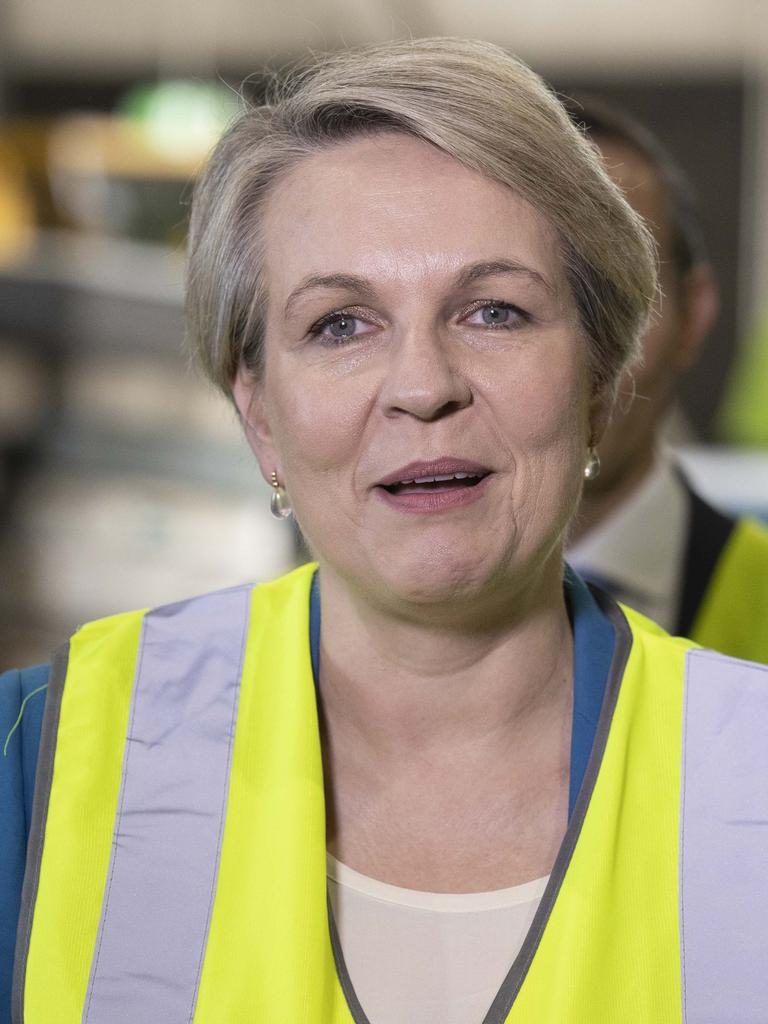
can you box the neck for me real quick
[316,556,573,761]
[315,556,575,888]
[571,446,656,543]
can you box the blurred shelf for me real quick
[0,228,184,352]
[50,423,261,495]
[0,228,270,494]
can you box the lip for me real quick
[374,457,493,514]
[375,458,492,489]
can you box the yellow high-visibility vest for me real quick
[13,564,768,1023]
[691,518,768,663]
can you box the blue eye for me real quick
[326,315,358,338]
[310,312,371,342]
[481,304,511,325]
[465,302,526,329]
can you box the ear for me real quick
[676,263,719,371]
[232,365,281,487]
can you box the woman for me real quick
[2,38,766,1024]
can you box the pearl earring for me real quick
[584,448,601,481]
[270,471,292,519]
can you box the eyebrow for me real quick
[283,274,376,319]
[454,259,553,293]
[282,259,553,319]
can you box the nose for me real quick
[379,328,473,421]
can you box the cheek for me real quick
[494,350,589,455]
[495,354,590,530]
[264,360,373,477]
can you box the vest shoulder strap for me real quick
[13,583,255,1024]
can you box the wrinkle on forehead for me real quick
[262,133,571,314]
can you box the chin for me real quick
[370,544,503,609]
[362,525,566,619]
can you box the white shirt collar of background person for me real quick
[567,453,687,632]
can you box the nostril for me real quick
[381,349,473,420]
[389,395,472,421]
[432,398,471,420]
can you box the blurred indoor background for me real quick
[1,0,767,667]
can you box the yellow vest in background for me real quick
[692,518,768,664]
[13,564,768,1023]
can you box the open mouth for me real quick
[382,472,488,495]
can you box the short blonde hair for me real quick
[186,38,656,396]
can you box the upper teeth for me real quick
[400,472,478,484]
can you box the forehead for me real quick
[260,133,568,299]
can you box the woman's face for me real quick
[236,133,606,613]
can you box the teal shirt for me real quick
[0,665,48,1019]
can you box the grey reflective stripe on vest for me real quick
[82,585,251,1024]
[680,649,768,1024]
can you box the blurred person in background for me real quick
[565,97,768,663]
[2,40,767,1024]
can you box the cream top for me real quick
[327,854,548,1024]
